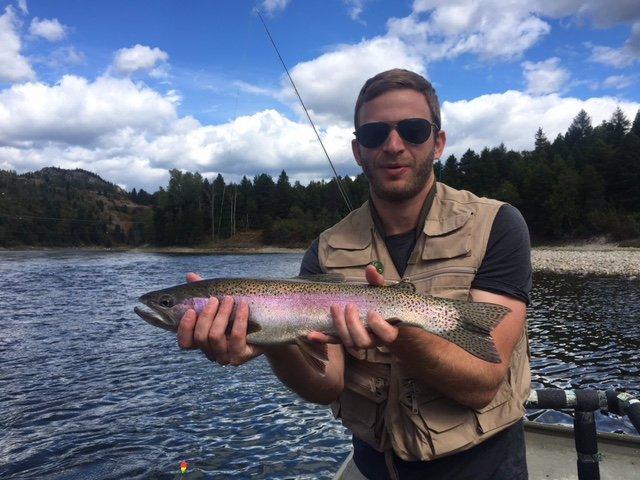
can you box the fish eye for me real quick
[159,295,174,308]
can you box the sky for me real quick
[0,0,639,192]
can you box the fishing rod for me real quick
[256,11,353,213]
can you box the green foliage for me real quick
[2,107,639,247]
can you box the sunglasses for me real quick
[354,118,439,149]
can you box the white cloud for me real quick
[590,21,640,68]
[602,75,634,89]
[590,45,636,68]
[522,57,570,95]
[113,44,169,75]
[36,46,85,69]
[0,75,177,147]
[342,0,368,21]
[29,17,67,42]
[0,6,35,82]
[2,71,638,192]
[0,75,355,190]
[388,1,551,61]
[259,0,291,15]
[276,36,425,126]
[537,0,640,28]
[17,0,27,15]
[233,80,277,97]
[388,1,640,63]
[442,91,639,158]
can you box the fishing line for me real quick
[256,11,353,213]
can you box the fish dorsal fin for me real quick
[389,281,416,293]
[293,274,346,283]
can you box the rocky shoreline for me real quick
[532,246,640,277]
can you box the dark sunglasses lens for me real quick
[356,122,391,148]
[397,119,431,144]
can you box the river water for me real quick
[1,251,638,479]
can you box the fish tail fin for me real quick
[295,339,328,375]
[440,327,501,363]
[400,299,509,363]
[443,300,510,363]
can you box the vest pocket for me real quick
[333,359,389,451]
[409,267,476,300]
[472,379,513,434]
[398,380,474,458]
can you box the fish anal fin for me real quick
[295,339,328,375]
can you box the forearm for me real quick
[388,328,506,409]
[265,344,344,405]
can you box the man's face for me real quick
[352,89,446,203]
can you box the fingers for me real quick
[365,264,385,287]
[193,297,220,347]
[177,309,197,349]
[344,303,374,348]
[328,303,397,348]
[178,295,261,367]
[227,301,249,365]
[330,303,376,349]
[330,304,353,347]
[367,311,399,344]
[186,272,203,283]
[204,296,234,364]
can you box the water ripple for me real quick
[1,253,638,478]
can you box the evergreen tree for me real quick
[565,110,593,148]
[631,109,640,137]
[534,127,551,162]
[441,155,461,188]
[275,170,293,219]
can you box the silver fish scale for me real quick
[138,277,509,362]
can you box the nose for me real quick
[382,127,405,155]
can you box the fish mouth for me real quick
[134,305,178,332]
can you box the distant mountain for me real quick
[0,168,153,247]
[22,167,127,197]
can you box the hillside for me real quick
[0,168,152,247]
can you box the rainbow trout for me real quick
[135,276,509,368]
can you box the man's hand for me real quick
[177,272,264,366]
[307,264,399,348]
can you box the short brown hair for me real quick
[354,69,441,130]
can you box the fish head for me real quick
[134,283,210,332]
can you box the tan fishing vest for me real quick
[317,182,531,462]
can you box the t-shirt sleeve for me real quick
[299,237,323,275]
[470,204,532,305]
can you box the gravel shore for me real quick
[532,246,640,277]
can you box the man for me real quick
[177,69,532,480]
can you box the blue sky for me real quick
[0,0,639,190]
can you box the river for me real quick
[1,251,638,479]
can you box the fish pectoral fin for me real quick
[295,339,328,375]
[246,320,262,335]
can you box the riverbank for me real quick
[532,245,640,277]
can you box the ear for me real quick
[434,129,446,160]
[352,138,363,166]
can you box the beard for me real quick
[361,148,435,202]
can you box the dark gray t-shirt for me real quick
[300,204,532,304]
